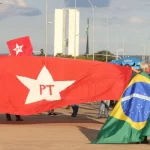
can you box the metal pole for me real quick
[144,44,146,62]
[106,16,108,62]
[94,7,121,62]
[74,0,77,59]
[148,39,150,62]
[117,50,118,60]
[122,36,124,58]
[88,0,94,61]
[116,33,118,60]
[45,0,48,57]
[94,6,109,62]
[112,20,118,60]
[93,7,95,60]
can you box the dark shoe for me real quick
[98,116,102,119]
[16,118,23,121]
[71,114,77,117]
[53,113,57,116]
[7,118,12,121]
[141,140,149,144]
[48,113,57,116]
[47,113,53,116]
[140,136,149,144]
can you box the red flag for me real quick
[7,36,33,56]
[0,56,132,115]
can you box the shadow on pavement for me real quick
[0,114,101,125]
[77,126,99,142]
[79,106,99,111]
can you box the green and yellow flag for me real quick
[93,72,150,144]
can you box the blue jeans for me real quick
[71,105,79,116]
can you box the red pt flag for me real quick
[0,56,132,115]
[7,36,33,56]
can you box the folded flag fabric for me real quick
[93,72,150,144]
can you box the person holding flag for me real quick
[93,62,150,144]
[5,36,33,121]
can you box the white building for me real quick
[68,9,80,57]
[54,9,66,56]
[54,9,80,57]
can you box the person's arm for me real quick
[131,68,140,73]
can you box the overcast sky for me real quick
[0,0,150,55]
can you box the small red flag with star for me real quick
[7,36,33,56]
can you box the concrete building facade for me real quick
[54,9,80,57]
[54,9,66,56]
[68,9,80,56]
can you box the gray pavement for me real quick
[0,104,149,150]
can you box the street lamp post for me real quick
[93,6,95,61]
[94,6,109,62]
[111,20,118,60]
[122,36,125,58]
[45,0,48,57]
[115,33,118,59]
[88,0,95,61]
[74,0,77,59]
[93,7,124,62]
[143,44,146,62]
[106,17,109,62]
[116,49,124,60]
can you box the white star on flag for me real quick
[13,43,23,55]
[16,66,75,104]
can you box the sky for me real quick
[0,0,150,56]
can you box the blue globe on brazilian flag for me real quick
[93,72,150,144]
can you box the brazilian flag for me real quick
[93,72,150,144]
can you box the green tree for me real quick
[94,50,116,62]
[55,53,73,58]
[55,53,64,57]
[55,51,116,62]
[76,55,93,60]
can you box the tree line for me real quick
[37,49,116,62]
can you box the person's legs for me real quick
[48,109,57,116]
[71,105,76,117]
[104,101,110,118]
[6,113,12,121]
[71,105,79,117]
[104,106,109,118]
[74,105,79,115]
[73,105,79,117]
[98,102,104,118]
[15,115,23,121]
[141,136,149,144]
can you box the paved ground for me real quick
[0,103,149,150]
